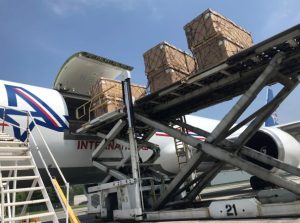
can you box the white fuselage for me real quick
[1,80,300,184]
[0,80,220,174]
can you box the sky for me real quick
[0,0,300,123]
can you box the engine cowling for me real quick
[245,127,300,172]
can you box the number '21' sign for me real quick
[209,199,259,219]
[225,204,238,216]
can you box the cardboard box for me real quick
[89,78,146,117]
[143,41,196,74]
[147,68,188,93]
[91,96,124,117]
[90,77,146,100]
[184,9,252,50]
[192,35,243,71]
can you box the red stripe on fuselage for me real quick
[155,132,206,141]
[14,88,59,127]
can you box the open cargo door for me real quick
[53,51,133,128]
[53,51,133,97]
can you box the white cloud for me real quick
[145,0,163,21]
[45,0,87,16]
[45,0,142,16]
[35,37,66,57]
[45,0,164,20]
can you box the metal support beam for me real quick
[121,71,143,213]
[92,119,126,158]
[174,115,300,178]
[135,113,205,210]
[180,66,293,198]
[276,73,297,88]
[207,53,284,144]
[135,113,300,210]
[101,155,131,183]
[135,114,201,149]
[200,143,300,196]
[233,84,298,149]
[155,150,207,210]
[184,162,224,201]
[97,131,160,164]
[172,120,210,138]
[172,169,210,198]
[143,129,156,141]
[93,161,129,180]
[240,147,300,177]
[227,98,281,137]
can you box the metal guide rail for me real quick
[135,24,300,120]
[76,110,126,134]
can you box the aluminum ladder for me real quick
[0,132,58,223]
[173,116,189,169]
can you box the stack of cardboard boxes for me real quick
[89,9,253,117]
[143,42,197,92]
[184,9,253,71]
[143,9,253,94]
[90,77,146,117]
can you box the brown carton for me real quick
[147,68,188,93]
[192,35,243,71]
[91,96,124,117]
[184,9,252,50]
[89,78,146,117]
[143,41,196,74]
[90,77,146,100]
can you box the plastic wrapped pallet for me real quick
[143,42,196,93]
[193,35,243,71]
[147,68,188,93]
[143,41,196,75]
[184,8,252,50]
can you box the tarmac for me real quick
[44,180,300,222]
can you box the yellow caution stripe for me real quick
[52,178,81,223]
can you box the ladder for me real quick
[0,132,58,223]
[173,116,189,169]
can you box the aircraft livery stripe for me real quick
[14,88,59,127]
[155,132,206,140]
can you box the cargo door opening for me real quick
[52,51,134,138]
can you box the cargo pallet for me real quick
[76,24,300,221]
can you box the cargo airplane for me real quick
[1,52,300,187]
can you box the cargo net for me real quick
[90,78,146,118]
[193,35,243,70]
[184,9,253,50]
[143,42,196,75]
[147,69,189,92]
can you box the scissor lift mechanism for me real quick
[77,24,300,220]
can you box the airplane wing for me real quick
[276,121,300,142]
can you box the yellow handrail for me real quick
[52,178,81,223]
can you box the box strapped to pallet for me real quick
[79,77,146,119]
[192,34,246,71]
[184,8,253,50]
[143,42,197,92]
